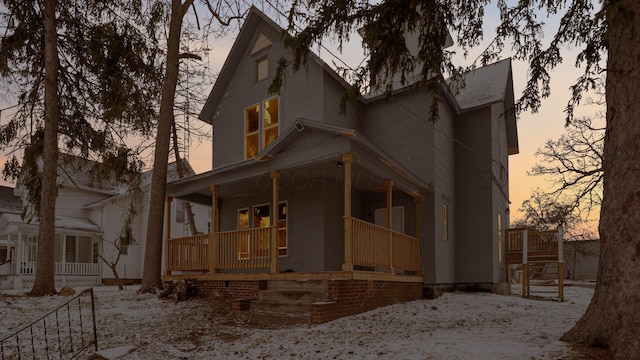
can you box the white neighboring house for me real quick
[0,155,210,291]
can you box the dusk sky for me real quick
[0,3,602,229]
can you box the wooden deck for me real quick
[505,227,564,301]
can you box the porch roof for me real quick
[0,213,102,235]
[167,119,430,205]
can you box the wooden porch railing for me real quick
[347,216,420,273]
[215,227,273,269]
[166,234,210,272]
[17,261,100,275]
[166,228,274,273]
[166,220,420,275]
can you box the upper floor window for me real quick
[244,96,279,159]
[256,56,268,81]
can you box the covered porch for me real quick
[165,124,428,283]
[0,214,102,290]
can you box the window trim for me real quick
[442,202,448,241]
[236,201,288,259]
[243,96,280,159]
[256,56,269,82]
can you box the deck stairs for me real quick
[250,280,329,324]
[526,261,562,298]
[506,226,565,301]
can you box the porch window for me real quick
[236,201,288,259]
[93,242,99,263]
[65,236,77,262]
[374,206,405,233]
[176,200,185,223]
[253,204,270,257]
[27,236,37,262]
[238,208,250,259]
[244,96,279,159]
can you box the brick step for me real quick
[250,309,310,325]
[251,299,312,314]
[267,280,328,292]
[259,289,328,303]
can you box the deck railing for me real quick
[18,261,100,275]
[347,217,420,273]
[215,227,273,270]
[506,229,559,253]
[166,234,210,272]
[166,220,420,275]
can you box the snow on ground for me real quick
[1,282,605,359]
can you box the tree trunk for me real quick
[561,1,640,357]
[29,0,59,296]
[139,0,193,293]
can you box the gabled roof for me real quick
[0,186,22,215]
[451,58,519,154]
[199,7,354,123]
[453,58,512,111]
[56,153,121,194]
[83,159,197,210]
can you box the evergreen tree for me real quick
[280,0,639,356]
[0,0,163,295]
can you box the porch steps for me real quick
[250,280,329,325]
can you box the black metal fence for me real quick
[1,288,98,360]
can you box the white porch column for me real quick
[16,231,22,274]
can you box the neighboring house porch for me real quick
[0,214,101,290]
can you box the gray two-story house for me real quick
[164,7,518,322]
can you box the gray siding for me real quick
[56,187,109,218]
[490,103,510,283]
[322,72,359,128]
[210,22,350,170]
[432,102,457,284]
[362,92,436,183]
[454,107,494,283]
[323,186,345,271]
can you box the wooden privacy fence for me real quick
[347,217,420,274]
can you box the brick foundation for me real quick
[313,279,422,323]
[196,280,264,299]
[184,278,422,324]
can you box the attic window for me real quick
[256,57,268,81]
